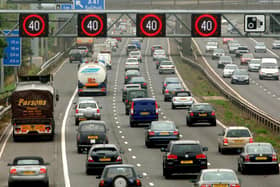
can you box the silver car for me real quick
[74,99,102,126]
[248,58,261,72]
[228,42,240,54]
[254,42,267,53]
[193,169,240,187]
[8,156,49,187]
[205,41,218,52]
[223,64,238,78]
[212,48,225,59]
[272,40,280,49]
[218,56,233,69]
[153,49,166,61]
[129,51,142,63]
[159,61,175,74]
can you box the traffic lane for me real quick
[195,38,280,120]
[0,59,77,187]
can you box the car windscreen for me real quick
[161,61,173,65]
[249,59,261,64]
[220,56,232,61]
[79,103,97,109]
[155,50,165,54]
[70,49,81,54]
[126,70,140,75]
[128,90,146,98]
[151,122,175,131]
[246,144,273,154]
[261,63,278,69]
[80,124,105,132]
[235,71,248,75]
[243,54,253,58]
[176,92,191,97]
[202,171,237,181]
[171,144,202,155]
[104,167,135,178]
[130,52,140,55]
[16,159,40,165]
[92,147,117,155]
[192,104,213,111]
[238,47,248,50]
[226,129,251,137]
[215,49,224,53]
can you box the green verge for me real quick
[172,54,280,157]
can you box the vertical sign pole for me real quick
[0,58,4,93]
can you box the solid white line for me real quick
[0,124,10,143]
[61,88,77,187]
[53,58,68,76]
[250,38,279,58]
[0,127,12,159]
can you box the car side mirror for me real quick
[160,147,167,152]
[202,147,208,152]
[138,174,143,178]
[218,133,223,136]
[7,163,13,166]
[56,94,59,101]
[44,162,50,165]
[190,179,197,183]
[96,175,101,179]
[99,105,103,109]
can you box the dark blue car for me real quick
[129,98,159,127]
[131,40,141,49]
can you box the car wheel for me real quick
[273,166,279,174]
[259,76,263,80]
[75,120,79,126]
[276,76,279,80]
[43,181,49,187]
[220,148,225,154]
[241,165,247,174]
[130,121,135,127]
[187,119,192,126]
[172,104,175,109]
[8,182,15,187]
[237,163,241,172]
[86,168,92,175]
[211,121,216,126]
[164,97,168,102]
[218,145,221,153]
[77,146,83,154]
[145,141,152,148]
[163,167,171,179]
[125,109,129,115]
[13,134,20,142]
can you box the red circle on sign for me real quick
[81,14,104,37]
[194,14,217,37]
[140,14,163,37]
[23,14,45,37]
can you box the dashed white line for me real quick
[119,130,123,134]
[136,163,141,167]
[132,155,136,159]
[124,141,128,144]
[142,172,147,177]
[121,136,125,139]
[128,148,132,152]
[114,117,118,120]
[117,126,120,128]
[116,121,120,124]
[149,182,155,186]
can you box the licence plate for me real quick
[88,136,98,139]
[141,112,150,115]
[21,125,45,131]
[213,185,228,187]
[79,118,86,121]
[233,140,244,143]
[90,139,96,144]
[99,158,111,162]
[256,156,267,160]
[180,98,187,101]
[160,132,169,135]
[199,113,207,117]
[180,160,193,164]
[23,171,35,175]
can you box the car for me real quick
[74,99,102,126]
[248,58,261,72]
[223,38,233,44]
[124,70,141,84]
[130,39,141,49]
[235,45,249,57]
[145,121,179,148]
[254,42,267,53]
[162,77,181,94]
[126,44,138,55]
[97,164,142,187]
[156,56,169,69]
[151,45,163,55]
[231,69,250,84]
[8,156,49,187]
[237,142,279,174]
[272,40,280,49]
[129,51,142,62]
[223,64,238,78]
[186,103,216,126]
[259,58,279,80]
[76,120,108,153]
[69,49,83,63]
[86,144,123,174]
[171,90,193,109]
[125,64,140,72]
[205,41,218,52]
[125,58,139,66]
[164,83,184,102]
[97,53,112,70]
[128,76,147,89]
[112,37,122,42]
[129,98,159,127]
[122,84,141,102]
[78,46,90,57]
[240,53,254,65]
[193,169,240,187]
[161,140,208,178]
[153,49,166,61]
[218,126,253,154]
[217,55,233,68]
[212,48,225,59]
[125,88,148,115]
[228,42,240,54]
[158,61,175,74]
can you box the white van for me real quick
[97,53,112,70]
[259,58,279,80]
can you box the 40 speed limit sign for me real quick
[136,14,166,37]
[78,14,107,37]
[191,14,221,37]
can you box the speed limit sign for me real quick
[78,14,107,37]
[136,14,166,37]
[19,14,49,37]
[191,14,221,37]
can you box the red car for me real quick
[223,38,234,44]
[113,37,122,42]
[240,53,254,65]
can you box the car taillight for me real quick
[77,134,80,141]
[272,154,278,162]
[167,154,178,160]
[85,61,89,63]
[97,109,100,113]
[173,131,179,135]
[211,111,215,116]
[125,100,128,103]
[245,154,250,162]
[79,89,83,92]
[40,168,47,174]
[230,184,240,187]
[85,50,88,52]
[116,156,122,162]
[125,76,128,79]
[143,82,147,86]
[223,138,228,145]
[165,89,169,94]
[88,156,94,162]
[99,180,105,187]
[249,137,253,143]
[136,179,141,186]
[196,154,206,159]
[130,101,134,115]
[155,101,159,115]
[76,109,79,114]
[10,168,17,174]
[164,83,167,87]
[190,112,194,117]
[200,184,211,187]
[149,131,155,136]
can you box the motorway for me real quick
[0,37,280,187]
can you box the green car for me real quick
[128,76,147,89]
[124,70,141,84]
[122,84,141,102]
[125,88,148,115]
[69,49,83,63]
[156,57,169,69]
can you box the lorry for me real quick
[76,37,94,52]
[10,75,59,141]
[78,62,107,96]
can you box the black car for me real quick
[238,142,279,174]
[162,77,181,94]
[186,103,216,126]
[125,88,148,115]
[97,164,142,187]
[124,70,141,84]
[161,140,208,178]
[122,84,141,102]
[86,144,123,175]
[69,49,83,63]
[231,69,250,85]
[76,120,108,153]
[156,57,169,69]
[145,121,179,148]
[163,83,184,102]
[128,77,147,89]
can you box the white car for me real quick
[254,42,266,53]
[153,49,166,61]
[223,64,238,78]
[212,48,225,59]
[272,40,280,49]
[259,58,279,80]
[125,58,139,65]
[171,90,193,109]
[205,41,218,52]
[248,58,261,72]
[97,53,111,69]
[158,61,175,74]
[129,51,142,63]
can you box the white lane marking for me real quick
[119,130,123,134]
[128,148,132,152]
[124,141,128,144]
[136,163,141,167]
[117,126,120,128]
[179,134,183,138]
[116,121,120,124]
[0,124,11,143]
[208,162,211,166]
[61,88,77,187]
[114,117,118,120]
[267,91,271,95]
[132,155,136,159]
[0,127,12,159]
[149,182,155,186]
[121,136,125,139]
[53,58,68,75]
[163,116,167,119]
[142,172,147,176]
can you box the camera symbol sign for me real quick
[244,15,265,32]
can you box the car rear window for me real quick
[128,90,146,98]
[192,104,213,111]
[128,45,137,49]
[226,129,251,137]
[161,61,173,65]
[80,124,105,132]
[134,101,155,106]
[92,147,117,154]
[171,144,202,155]
[16,159,40,165]
[105,168,135,178]
[151,122,175,131]
[79,103,97,109]
[130,77,145,82]
[166,84,182,89]
[176,92,191,97]
[202,171,236,181]
[246,144,273,154]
